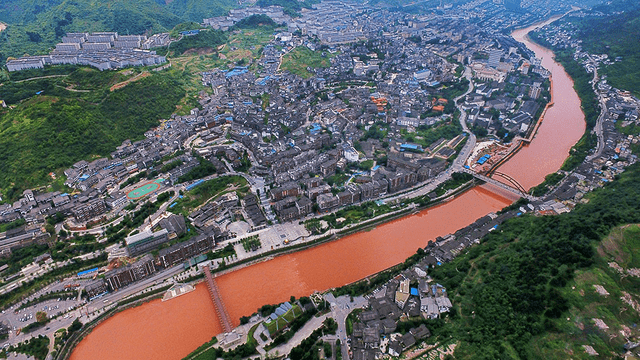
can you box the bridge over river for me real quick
[204,266,233,333]
[460,168,538,202]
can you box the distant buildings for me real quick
[7,32,167,72]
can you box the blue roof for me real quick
[400,143,422,151]
[180,30,200,36]
[372,165,380,171]
[226,66,249,78]
[186,179,205,191]
[77,267,99,277]
[410,288,419,296]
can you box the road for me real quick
[451,66,477,172]
[585,58,607,162]
[324,294,368,360]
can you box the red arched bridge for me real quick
[460,168,536,201]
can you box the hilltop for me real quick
[0,0,236,61]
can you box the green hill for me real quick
[166,0,236,23]
[0,67,184,200]
[427,161,640,359]
[0,0,240,61]
[565,6,640,96]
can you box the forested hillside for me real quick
[0,68,184,199]
[0,0,235,61]
[429,162,640,359]
[166,0,236,23]
[566,5,640,95]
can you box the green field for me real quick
[281,47,335,79]
[169,176,248,216]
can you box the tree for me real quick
[68,318,82,333]
[36,311,48,324]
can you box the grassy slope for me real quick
[169,175,248,216]
[280,47,334,79]
[531,224,640,359]
[0,67,184,199]
[427,161,640,359]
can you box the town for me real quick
[0,0,638,359]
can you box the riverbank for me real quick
[58,285,171,360]
[66,14,589,360]
[495,18,586,191]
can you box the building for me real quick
[55,43,81,52]
[105,191,128,209]
[395,277,410,308]
[72,198,106,222]
[159,214,187,238]
[317,193,339,211]
[125,229,170,257]
[488,49,502,68]
[104,254,156,291]
[85,279,108,298]
[6,57,46,72]
[158,234,215,268]
[270,182,301,201]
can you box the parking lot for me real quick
[4,297,82,333]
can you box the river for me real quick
[69,18,586,360]
[497,18,586,190]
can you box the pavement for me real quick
[324,294,368,360]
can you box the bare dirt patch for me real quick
[593,285,609,296]
[110,71,150,92]
[582,345,599,356]
[621,291,640,313]
[593,318,609,331]
[183,47,216,56]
